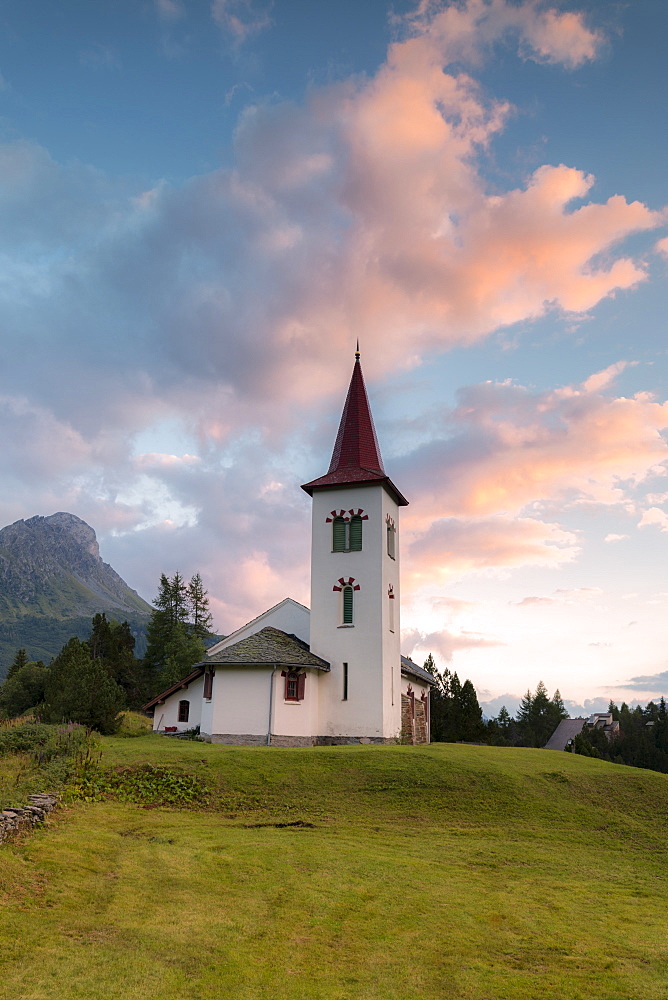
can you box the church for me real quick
[143,350,435,745]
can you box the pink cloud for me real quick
[400,367,668,523]
[405,0,603,69]
[403,626,505,664]
[408,514,578,581]
[638,507,668,532]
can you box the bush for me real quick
[0,721,90,761]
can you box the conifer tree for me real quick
[6,648,28,680]
[187,573,214,640]
[144,572,208,691]
[42,637,125,734]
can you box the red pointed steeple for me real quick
[301,350,408,505]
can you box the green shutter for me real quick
[349,516,362,551]
[332,517,346,551]
[343,586,354,624]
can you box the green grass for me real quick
[1,738,668,999]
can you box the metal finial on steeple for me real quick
[355,338,360,360]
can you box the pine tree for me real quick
[187,573,214,640]
[496,706,511,732]
[6,648,28,680]
[144,573,207,692]
[42,638,125,734]
[87,613,146,708]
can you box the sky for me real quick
[0,0,666,718]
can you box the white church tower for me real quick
[302,347,409,743]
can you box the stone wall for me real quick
[0,794,59,844]
[315,735,396,745]
[401,694,429,745]
[203,733,397,746]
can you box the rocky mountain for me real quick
[0,513,153,674]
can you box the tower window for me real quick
[349,515,362,551]
[342,585,354,624]
[332,515,363,552]
[387,520,396,559]
[332,517,347,551]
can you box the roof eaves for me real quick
[141,665,206,711]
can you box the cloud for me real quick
[0,2,660,450]
[604,533,629,543]
[621,671,668,694]
[403,626,504,664]
[0,0,665,633]
[516,587,602,607]
[399,368,668,523]
[405,0,603,69]
[211,0,271,41]
[638,507,668,532]
[154,0,185,19]
[408,515,578,581]
[79,45,121,70]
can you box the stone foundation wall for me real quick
[315,735,396,746]
[202,733,397,747]
[207,733,267,746]
[269,735,317,747]
[0,794,59,844]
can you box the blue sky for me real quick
[0,0,666,716]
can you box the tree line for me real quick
[425,656,568,748]
[573,699,668,773]
[0,572,215,733]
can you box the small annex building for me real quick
[143,350,435,745]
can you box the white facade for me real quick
[310,483,401,741]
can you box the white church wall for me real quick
[152,674,205,733]
[208,667,272,739]
[272,669,320,738]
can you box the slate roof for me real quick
[206,626,330,670]
[302,353,408,506]
[401,655,437,686]
[545,718,585,751]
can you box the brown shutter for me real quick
[297,672,306,700]
[203,670,213,699]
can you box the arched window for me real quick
[178,700,190,723]
[342,585,354,624]
[349,515,363,551]
[284,671,306,701]
[332,516,347,551]
[331,513,363,552]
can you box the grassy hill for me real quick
[1,738,667,999]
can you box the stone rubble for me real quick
[0,793,59,843]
